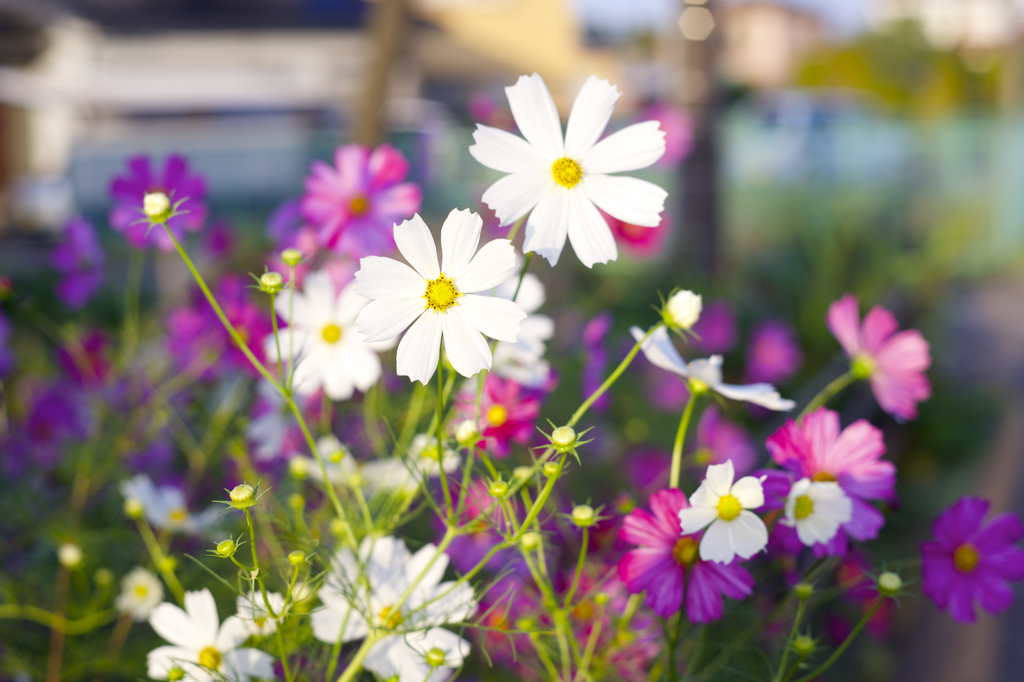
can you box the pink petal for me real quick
[620,508,676,548]
[618,549,684,617]
[371,183,422,221]
[686,562,724,623]
[826,294,862,357]
[859,305,899,355]
[650,488,688,530]
[828,419,893,500]
[368,144,412,192]
[334,145,370,195]
[946,575,978,623]
[933,497,989,549]
[843,497,885,542]
[982,546,1024,581]
[766,419,813,477]
[973,513,1024,554]
[701,560,754,600]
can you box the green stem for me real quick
[133,517,184,605]
[563,528,589,609]
[573,601,605,682]
[0,605,117,635]
[799,371,856,419]
[792,599,882,682]
[335,632,380,682]
[244,509,282,620]
[276,626,293,682]
[773,597,808,682]
[781,655,809,682]
[436,353,453,521]
[669,393,698,489]
[570,323,662,427]
[287,266,296,389]
[270,292,284,381]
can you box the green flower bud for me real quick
[330,518,347,536]
[551,425,576,451]
[216,539,237,558]
[281,248,302,267]
[571,505,596,528]
[229,484,256,509]
[793,635,814,657]
[288,550,306,566]
[425,647,446,668]
[489,479,509,498]
[168,667,186,681]
[663,289,702,330]
[542,461,560,478]
[124,498,144,519]
[58,543,82,568]
[516,617,535,631]
[259,271,283,294]
[852,354,877,380]
[513,466,533,482]
[595,591,609,605]
[794,582,814,600]
[94,568,113,586]
[288,493,305,511]
[520,532,540,552]
[878,571,902,597]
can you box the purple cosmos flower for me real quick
[766,408,894,556]
[827,294,931,421]
[582,312,613,413]
[3,383,91,474]
[692,406,756,476]
[618,488,755,621]
[922,496,1024,623]
[51,216,104,310]
[0,311,14,377]
[202,219,236,260]
[166,276,271,379]
[109,154,209,251]
[300,144,421,257]
[691,301,737,355]
[746,319,803,385]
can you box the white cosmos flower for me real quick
[678,460,769,563]
[312,536,476,682]
[147,589,275,681]
[116,567,163,621]
[407,434,461,478]
[119,475,219,535]
[267,271,393,401]
[236,591,286,637]
[354,209,526,384]
[492,272,554,388]
[631,326,796,411]
[469,73,667,267]
[783,478,853,547]
[362,458,418,497]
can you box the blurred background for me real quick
[3,0,1024,680]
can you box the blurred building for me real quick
[718,1,824,89]
[872,0,1023,50]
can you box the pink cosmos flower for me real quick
[109,154,209,251]
[457,373,541,458]
[766,408,894,555]
[692,407,756,476]
[639,102,695,168]
[691,301,737,355]
[746,319,803,386]
[922,496,1024,624]
[51,217,104,310]
[618,488,754,621]
[601,210,670,259]
[827,294,931,421]
[300,144,421,257]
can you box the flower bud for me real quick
[663,290,702,330]
[124,498,144,519]
[489,479,509,499]
[551,425,576,452]
[143,192,171,221]
[289,457,310,479]
[517,617,535,631]
[158,556,177,572]
[288,493,305,512]
[794,582,814,600]
[94,568,113,586]
[571,505,596,528]
[281,248,302,267]
[454,419,479,447]
[793,635,814,657]
[168,667,186,681]
[426,647,446,668]
[58,543,82,568]
[288,550,306,566]
[595,591,609,605]
[542,461,560,478]
[520,532,540,551]
[877,571,902,597]
[259,271,283,294]
[229,484,256,509]
[216,539,236,558]
[513,466,533,482]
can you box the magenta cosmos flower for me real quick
[691,406,756,476]
[691,301,737,355]
[51,217,104,310]
[600,209,670,259]
[618,488,754,621]
[300,144,421,257]
[109,155,208,251]
[457,373,541,458]
[767,407,894,555]
[746,319,803,386]
[922,496,1024,624]
[827,294,931,421]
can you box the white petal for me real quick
[566,188,617,268]
[453,239,518,293]
[322,362,356,401]
[797,513,839,546]
[469,124,547,173]
[704,461,736,497]
[814,483,853,524]
[335,283,370,324]
[406,628,471,666]
[420,582,478,627]
[581,120,666,174]
[730,476,765,509]
[581,174,667,227]
[729,511,769,560]
[678,505,718,534]
[364,636,405,682]
[355,257,424,301]
[441,208,483,278]
[442,308,492,378]
[342,344,384,393]
[456,295,526,343]
[311,591,369,644]
[505,73,564,160]
[147,646,196,679]
[394,214,440,280]
[149,602,206,650]
[688,478,719,510]
[215,615,251,652]
[714,382,795,411]
[698,519,735,563]
[481,171,548,227]
[630,325,688,377]
[564,75,620,159]
[496,271,545,313]
[396,312,443,385]
[183,590,220,645]
[523,188,570,266]
[222,648,277,679]
[356,298,426,343]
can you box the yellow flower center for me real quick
[487,405,508,427]
[134,585,148,597]
[794,495,814,520]
[379,605,404,629]
[254,616,267,629]
[551,157,583,188]
[812,472,836,482]
[424,274,459,312]
[322,323,342,343]
[198,646,222,669]
[168,508,188,523]
[350,195,369,215]
[673,537,699,566]
[954,543,980,573]
[717,494,742,521]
